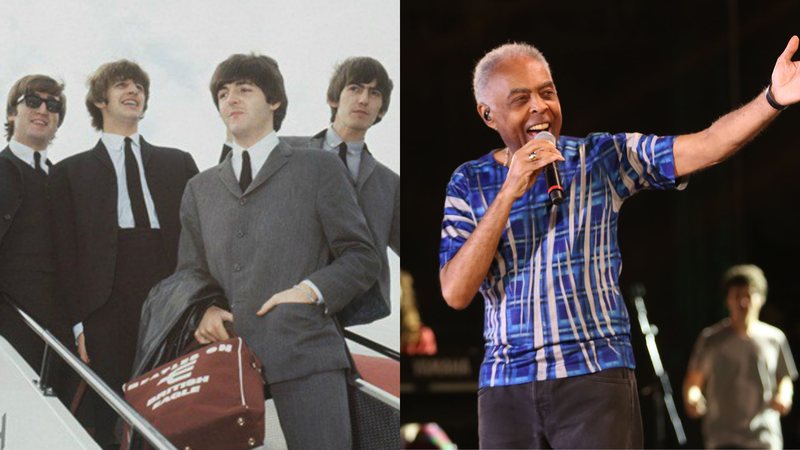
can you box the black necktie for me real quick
[33,151,47,176]
[338,142,349,170]
[240,150,252,192]
[124,137,150,228]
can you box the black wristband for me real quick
[766,84,788,111]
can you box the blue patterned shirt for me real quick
[440,132,684,388]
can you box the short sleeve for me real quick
[597,133,685,201]
[439,167,478,269]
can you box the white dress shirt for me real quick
[230,131,279,180]
[101,132,161,229]
[9,139,49,174]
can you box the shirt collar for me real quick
[325,125,365,153]
[232,131,279,159]
[102,132,141,152]
[9,138,47,167]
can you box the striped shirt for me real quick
[439,132,684,388]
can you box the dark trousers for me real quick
[0,276,71,402]
[478,368,643,449]
[0,299,47,373]
[81,229,169,447]
[270,369,352,449]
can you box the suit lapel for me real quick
[139,136,155,168]
[217,157,242,197]
[139,137,167,223]
[246,141,291,194]
[0,148,24,246]
[0,147,26,178]
[1,146,56,175]
[355,148,376,192]
[309,129,326,149]
[90,139,116,173]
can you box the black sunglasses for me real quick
[16,94,62,113]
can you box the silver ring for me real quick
[527,151,538,161]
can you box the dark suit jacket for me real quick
[177,140,379,383]
[49,137,199,324]
[283,130,400,326]
[0,148,25,246]
[0,146,75,376]
[0,146,57,316]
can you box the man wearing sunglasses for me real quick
[49,60,198,448]
[0,74,69,382]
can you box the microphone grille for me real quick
[536,131,556,145]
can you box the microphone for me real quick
[535,131,564,205]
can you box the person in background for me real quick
[684,264,797,449]
[284,56,399,326]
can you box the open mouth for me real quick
[122,99,139,107]
[31,119,48,126]
[526,122,550,138]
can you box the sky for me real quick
[0,0,400,350]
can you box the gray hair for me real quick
[472,42,551,104]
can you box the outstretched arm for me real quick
[674,35,799,177]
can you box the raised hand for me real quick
[770,35,800,106]
[500,136,564,200]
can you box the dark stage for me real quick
[401,0,800,448]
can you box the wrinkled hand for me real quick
[770,35,800,106]
[77,332,90,364]
[256,286,315,316]
[500,137,565,200]
[194,305,234,344]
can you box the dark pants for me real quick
[81,229,169,447]
[271,369,352,449]
[0,276,71,403]
[0,299,47,372]
[478,368,643,449]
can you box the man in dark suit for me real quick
[0,74,68,374]
[180,54,379,449]
[284,56,399,326]
[49,60,198,447]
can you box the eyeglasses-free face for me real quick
[16,93,63,114]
